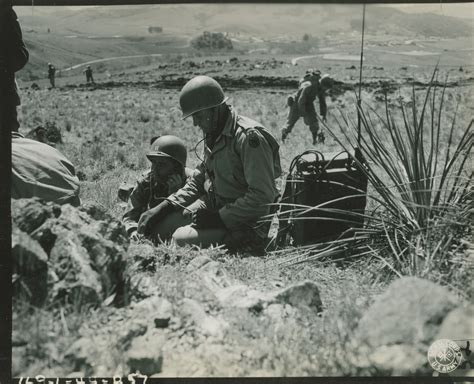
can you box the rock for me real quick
[368,344,429,375]
[216,284,269,311]
[132,296,173,328]
[49,231,103,304]
[270,281,322,313]
[356,277,459,347]
[192,260,233,292]
[64,337,97,375]
[126,335,164,375]
[436,305,474,341]
[12,199,129,307]
[12,227,48,305]
[12,198,60,234]
[181,298,227,338]
[117,319,148,349]
[186,255,212,272]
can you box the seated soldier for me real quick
[12,131,81,206]
[122,135,192,241]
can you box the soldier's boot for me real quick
[312,131,318,145]
[317,131,326,144]
[281,128,289,143]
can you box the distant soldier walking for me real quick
[137,75,281,254]
[84,65,94,83]
[47,62,56,88]
[281,69,334,145]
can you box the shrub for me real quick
[190,31,233,51]
[278,70,473,291]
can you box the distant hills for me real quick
[14,4,472,80]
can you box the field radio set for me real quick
[277,150,368,246]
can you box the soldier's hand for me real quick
[129,230,142,242]
[167,174,183,194]
[192,209,225,229]
[137,200,173,236]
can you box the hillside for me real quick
[14,4,473,81]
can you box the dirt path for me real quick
[61,53,163,72]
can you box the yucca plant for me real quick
[274,70,473,285]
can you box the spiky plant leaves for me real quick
[274,69,473,286]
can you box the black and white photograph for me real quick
[3,0,473,380]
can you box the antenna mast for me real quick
[357,3,366,146]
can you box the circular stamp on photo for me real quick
[427,339,463,373]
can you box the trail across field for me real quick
[61,53,164,72]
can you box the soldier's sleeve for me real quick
[318,90,327,118]
[219,129,278,229]
[122,178,149,235]
[167,162,206,208]
[297,85,310,115]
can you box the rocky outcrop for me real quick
[354,277,461,375]
[12,198,129,307]
[355,277,459,347]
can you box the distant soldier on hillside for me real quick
[281,69,334,145]
[84,65,94,83]
[47,62,56,88]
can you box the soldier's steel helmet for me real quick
[320,74,334,88]
[146,135,187,167]
[179,75,229,119]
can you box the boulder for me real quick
[436,305,474,341]
[181,298,228,338]
[132,296,173,329]
[368,344,429,375]
[64,337,98,375]
[270,281,322,313]
[355,277,459,347]
[126,334,164,375]
[12,198,60,234]
[12,227,48,306]
[216,281,323,314]
[12,198,129,307]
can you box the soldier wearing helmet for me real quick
[122,135,192,241]
[84,65,94,84]
[47,62,56,88]
[282,69,334,145]
[137,75,281,254]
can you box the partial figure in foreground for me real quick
[137,75,281,254]
[12,126,80,206]
[121,135,191,241]
[2,5,80,206]
[0,4,29,131]
[281,69,334,145]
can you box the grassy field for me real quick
[13,61,473,376]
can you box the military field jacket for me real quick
[296,80,327,118]
[168,108,281,230]
[12,132,80,205]
[122,168,192,234]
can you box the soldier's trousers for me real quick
[151,199,227,248]
[151,199,267,254]
[283,105,319,135]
